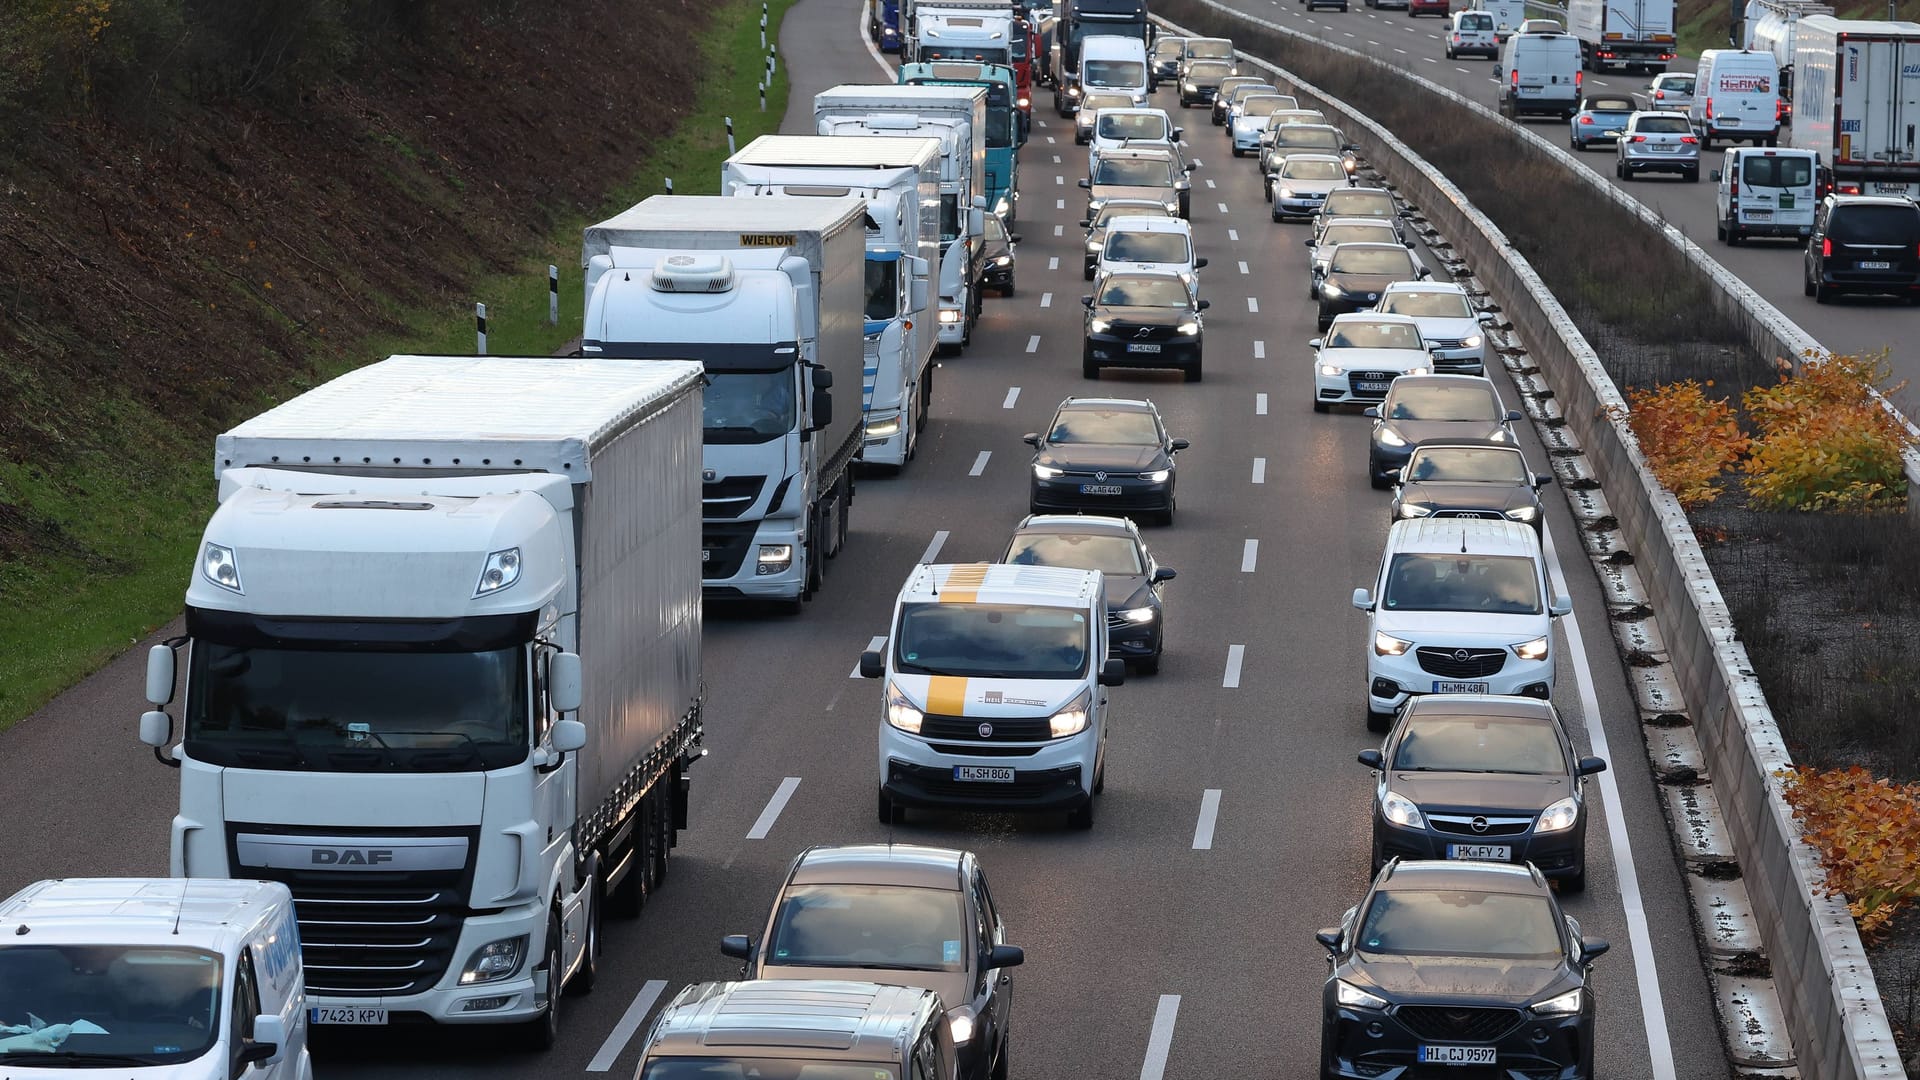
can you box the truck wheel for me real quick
[569,877,601,996]
[520,913,563,1050]
[650,783,673,887]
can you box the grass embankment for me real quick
[0,0,796,730]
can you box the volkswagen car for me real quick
[1025,397,1188,524]
[1616,110,1700,183]
[1271,153,1353,221]
[1568,93,1635,151]
[1002,514,1175,673]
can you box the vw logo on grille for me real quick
[1470,816,1490,833]
[1095,471,1108,481]
[1453,649,1472,663]
[977,723,994,738]
[702,469,718,482]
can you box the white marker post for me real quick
[548,265,559,326]
[726,115,736,156]
[475,303,487,355]
[665,176,674,195]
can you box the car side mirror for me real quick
[1010,233,1024,243]
[1710,169,1722,181]
[1099,658,1127,687]
[1169,438,1190,451]
[241,1014,285,1067]
[1352,588,1374,612]
[1362,406,1381,419]
[1194,256,1210,269]
[1404,239,1416,248]
[1506,409,1522,422]
[1023,432,1041,447]
[1580,937,1611,963]
[1344,143,1361,152]
[1196,299,1211,311]
[1478,311,1496,323]
[1151,567,1176,583]
[1385,467,1402,484]
[1078,178,1092,188]
[1397,207,1414,217]
[1534,473,1555,488]
[1357,748,1385,769]
[1549,594,1574,618]
[1187,161,1201,171]
[1079,219,1092,228]
[859,649,885,679]
[720,934,754,960]
[1416,266,1432,279]
[1315,928,1343,955]
[550,719,587,754]
[1309,338,1324,349]
[1303,238,1314,247]
[987,944,1026,969]
[1173,127,1184,139]
[1577,756,1609,776]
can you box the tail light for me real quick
[1822,237,1833,257]
[1580,115,1594,125]
[1705,98,1714,120]
[1511,70,1519,87]
[1631,135,1648,143]
[1681,135,1699,144]
[1654,90,1665,100]
[1575,71,1583,89]
[1776,99,1784,121]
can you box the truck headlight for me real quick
[202,542,244,594]
[1513,635,1550,661]
[475,547,522,596]
[459,936,527,985]
[1373,632,1413,656]
[1048,689,1092,737]
[886,682,925,734]
[756,544,793,575]
[1533,988,1584,1016]
[939,308,963,324]
[1536,796,1579,834]
[866,414,902,438]
[1381,790,1424,828]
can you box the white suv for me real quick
[1351,519,1572,729]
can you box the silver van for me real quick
[1712,147,1817,244]
[635,981,957,1080]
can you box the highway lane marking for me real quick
[851,635,888,678]
[1205,178,1217,188]
[1395,47,1407,54]
[586,979,670,1072]
[1038,119,1048,128]
[1545,527,1679,1079]
[1246,296,1259,312]
[1055,174,1064,185]
[1047,135,1057,144]
[969,451,992,476]
[1192,789,1223,849]
[1255,392,1268,415]
[1139,995,1181,1080]
[1040,291,1053,308]
[1423,56,1438,62]
[745,777,802,840]
[856,2,894,77]
[1191,158,1203,167]
[1241,539,1259,572]
[1457,66,1470,73]
[1004,386,1021,407]
[1048,256,1059,271]
[1253,340,1265,358]
[920,531,950,564]
[1344,31,1357,37]
[1223,645,1245,688]
[1025,335,1041,354]
[1054,224,1064,236]
[1217,201,1230,214]
[1251,457,1267,484]
[1228,228,1239,240]
[1237,260,1250,274]
[1052,154,1061,163]
[1056,198,1066,210]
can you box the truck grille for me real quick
[1394,1005,1523,1042]
[294,886,466,996]
[703,476,766,520]
[702,522,757,579]
[1415,647,1507,678]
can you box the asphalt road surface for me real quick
[0,0,1732,1076]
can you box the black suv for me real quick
[1805,194,1920,303]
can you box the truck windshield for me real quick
[894,602,1090,678]
[705,367,797,442]
[0,945,222,1066]
[866,259,901,320]
[642,1063,897,1080]
[921,46,1012,65]
[186,643,531,771]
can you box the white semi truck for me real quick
[1567,0,1677,72]
[137,356,706,1048]
[816,83,989,353]
[582,195,867,608]
[722,135,940,470]
[1792,16,1920,197]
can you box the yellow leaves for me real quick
[1612,379,1745,507]
[1782,766,1920,941]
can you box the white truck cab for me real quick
[860,563,1126,830]
[0,879,310,1080]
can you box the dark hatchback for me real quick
[1317,242,1431,328]
[982,212,1019,296]
[1082,272,1209,381]
[1003,514,1176,673]
[1390,440,1554,534]
[1363,374,1519,488]
[1026,397,1188,524]
[1357,695,1607,887]
[1805,194,1920,303]
[1318,860,1608,1080]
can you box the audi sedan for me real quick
[1616,111,1700,182]
[1081,271,1208,381]
[1002,514,1175,673]
[1363,374,1519,488]
[1026,396,1188,524]
[1389,440,1553,534]
[1310,314,1433,412]
[1317,860,1607,1079]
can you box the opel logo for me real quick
[702,469,718,482]
[978,723,994,738]
[1470,816,1490,833]
[1095,471,1107,481]
[1453,649,1471,663]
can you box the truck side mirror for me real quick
[911,276,930,313]
[241,1014,286,1067]
[146,644,176,706]
[139,710,173,751]
[812,367,834,390]
[550,719,587,754]
[1098,658,1126,687]
[813,390,834,431]
[549,652,584,714]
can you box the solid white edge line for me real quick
[850,635,887,678]
[1222,644,1245,689]
[745,776,802,840]
[969,451,992,476]
[585,978,670,1072]
[1192,789,1223,850]
[1544,528,1679,1079]
[920,530,950,565]
[1139,995,1182,1080]
[1241,538,1259,572]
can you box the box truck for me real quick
[1793,16,1920,196]
[137,356,706,1048]
[1567,0,1677,72]
[817,84,990,352]
[582,196,866,607]
[723,134,940,469]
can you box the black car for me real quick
[981,212,1019,296]
[1389,440,1554,533]
[1002,513,1175,673]
[1317,860,1608,1079]
[1025,397,1188,524]
[1356,694,1607,886]
[1081,272,1208,382]
[1150,36,1188,82]
[1311,186,1408,243]
[1363,374,1520,488]
[1178,59,1235,108]
[1804,193,1920,303]
[1316,242,1430,328]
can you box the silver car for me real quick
[1075,92,1137,144]
[1229,93,1302,155]
[1271,154,1352,221]
[1633,72,1695,112]
[1615,111,1700,182]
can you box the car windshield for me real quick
[705,368,798,442]
[1050,407,1162,444]
[640,1061,899,1080]
[1357,889,1563,960]
[1188,41,1233,58]
[1085,59,1147,87]
[894,601,1090,678]
[765,884,967,972]
[1284,158,1346,181]
[1395,714,1567,773]
[865,259,899,321]
[1187,61,1233,79]
[1270,111,1326,125]
[1326,189,1395,216]
[1242,97,1293,116]
[1636,116,1691,134]
[1741,154,1813,188]
[1083,94,1133,115]
[1094,158,1173,186]
[1153,40,1186,60]
[1005,532,1144,575]
[1097,276,1189,307]
[0,946,223,1066]
[1321,224,1397,249]
[1387,384,1498,421]
[1661,75,1695,92]
[1585,96,1634,112]
[1406,447,1530,484]
[1460,12,1492,27]
[1329,247,1417,275]
[1383,553,1543,614]
[1380,290,1471,318]
[1105,232,1189,263]
[1276,129,1341,150]
[1099,113,1168,141]
[1327,321,1422,350]
[1830,205,1920,243]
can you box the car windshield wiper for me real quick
[1398,765,1489,772]
[0,1052,163,1066]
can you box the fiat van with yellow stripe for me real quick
[859,563,1126,830]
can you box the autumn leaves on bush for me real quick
[1783,768,1920,941]
[1619,352,1913,512]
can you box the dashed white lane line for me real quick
[1228,227,1240,241]
[1054,224,1064,236]
[1344,30,1357,36]
[851,635,887,678]
[1048,256,1060,271]
[1423,56,1438,62]
[1255,392,1268,415]
[1217,201,1231,214]
[1047,135,1056,143]
[1205,178,1217,188]
[586,979,671,1072]
[1457,66,1470,73]
[1025,335,1041,354]
[745,777,802,840]
[1055,174,1065,185]
[1052,154,1061,163]
[1139,995,1182,1080]
[1004,387,1021,408]
[1237,260,1250,274]
[1040,292,1054,308]
[920,531,950,564]
[1191,158,1203,167]
[1192,790,1223,850]
[1056,198,1066,210]
[969,451,992,477]
[1253,340,1265,359]
[1251,457,1267,484]
[1246,296,1260,312]
[1222,645,1246,689]
[1241,539,1259,572]
[1395,47,1407,53]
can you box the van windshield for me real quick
[1085,59,1147,87]
[0,945,223,1066]
[641,1062,899,1080]
[1383,553,1543,614]
[1742,154,1813,188]
[1098,113,1168,141]
[894,602,1090,678]
[1105,231,1190,263]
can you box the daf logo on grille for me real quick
[1470,816,1490,834]
[1095,471,1107,481]
[1454,649,1472,663]
[978,722,994,738]
[702,469,718,482]
[312,848,395,866]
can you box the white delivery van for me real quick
[1079,34,1151,104]
[859,563,1126,830]
[1498,30,1584,118]
[0,879,310,1080]
[1693,49,1782,147]
[1713,146,1818,242]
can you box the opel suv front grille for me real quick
[1415,647,1507,678]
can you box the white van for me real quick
[1080,35,1151,106]
[1351,519,1572,730]
[860,563,1125,829]
[1096,216,1207,298]
[1691,49,1781,148]
[0,879,310,1080]
[1712,146,1818,243]
[1498,30,1583,119]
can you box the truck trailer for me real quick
[1567,0,1677,72]
[1792,15,1920,196]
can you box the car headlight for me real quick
[459,936,528,984]
[1373,631,1413,656]
[949,1011,976,1045]
[1175,320,1199,336]
[1164,200,1180,213]
[1033,463,1064,479]
[885,682,925,734]
[1087,239,1105,252]
[1513,635,1550,661]
[1537,796,1580,834]
[1068,85,1082,97]
[1119,605,1157,623]
[1374,426,1408,448]
[1408,366,1430,376]
[1381,790,1425,828]
[1533,988,1585,1016]
[1396,503,1433,518]
[995,197,1010,215]
[1048,688,1092,737]
[1335,980,1389,1011]
[756,544,792,574]
[1089,198,1109,212]
[1017,96,1030,108]
[1183,81,1197,91]
[1088,317,1112,334]
[995,254,1013,266]
[1278,186,1296,198]
[1505,505,1540,522]
[1320,282,1344,298]
[1462,333,1483,348]
[1320,363,1343,377]
[939,308,963,324]
[1144,469,1170,482]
